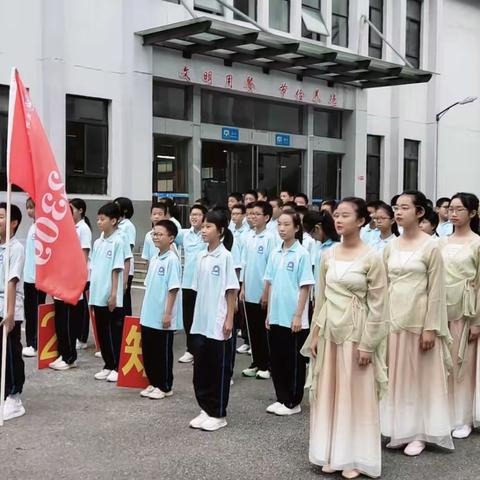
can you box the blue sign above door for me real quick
[222,127,239,141]
[275,133,291,146]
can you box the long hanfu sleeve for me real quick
[359,253,388,353]
[311,253,328,328]
[470,243,480,327]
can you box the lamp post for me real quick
[435,96,477,199]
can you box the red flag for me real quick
[7,68,87,304]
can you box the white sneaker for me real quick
[106,370,118,382]
[178,351,194,363]
[3,395,25,421]
[94,351,102,359]
[189,410,209,429]
[256,370,271,380]
[50,360,77,371]
[266,402,282,414]
[275,404,301,416]
[22,346,37,357]
[48,356,63,368]
[452,424,472,439]
[403,440,425,456]
[94,369,111,380]
[148,388,173,400]
[242,367,258,378]
[236,344,250,354]
[76,340,88,350]
[140,385,155,398]
[201,416,228,431]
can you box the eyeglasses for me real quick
[448,208,467,214]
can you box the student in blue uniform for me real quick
[240,201,276,379]
[0,203,26,421]
[22,197,46,358]
[70,198,92,350]
[141,203,166,263]
[189,209,239,432]
[49,199,91,371]
[114,197,136,317]
[140,220,182,400]
[176,204,208,363]
[264,211,314,416]
[89,203,126,383]
[435,197,453,237]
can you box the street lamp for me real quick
[434,96,478,198]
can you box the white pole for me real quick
[0,68,17,426]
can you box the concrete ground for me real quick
[0,288,479,479]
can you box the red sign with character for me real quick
[117,316,149,389]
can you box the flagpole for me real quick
[0,68,17,426]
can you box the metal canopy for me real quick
[136,18,432,89]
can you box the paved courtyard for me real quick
[0,288,479,480]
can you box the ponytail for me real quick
[222,227,234,251]
[204,209,234,251]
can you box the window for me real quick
[366,135,381,202]
[269,0,290,32]
[201,90,304,134]
[153,135,188,194]
[368,0,383,58]
[234,0,257,20]
[403,139,419,190]
[0,86,8,190]
[153,81,190,120]
[66,95,109,195]
[194,0,223,15]
[302,0,328,41]
[332,0,349,47]
[406,0,421,68]
[313,152,341,202]
[313,109,342,138]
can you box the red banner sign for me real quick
[117,316,149,389]
[37,303,58,369]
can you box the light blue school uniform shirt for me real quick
[267,218,278,233]
[118,219,136,276]
[89,230,125,308]
[0,238,25,321]
[264,241,315,329]
[176,227,207,289]
[241,228,276,303]
[314,239,338,277]
[302,232,316,267]
[437,221,453,237]
[371,233,396,253]
[140,249,182,331]
[191,243,240,341]
[23,223,36,284]
[360,225,380,246]
[141,230,158,261]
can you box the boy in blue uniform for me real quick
[0,203,26,421]
[89,203,126,383]
[240,201,275,379]
[140,220,182,400]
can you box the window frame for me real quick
[403,139,420,191]
[302,0,328,40]
[405,0,422,68]
[65,94,109,195]
[194,0,224,15]
[368,0,383,59]
[269,0,291,33]
[233,0,257,21]
[366,135,382,202]
[331,0,349,47]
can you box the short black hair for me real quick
[154,219,178,238]
[228,192,243,202]
[257,188,268,198]
[253,200,273,221]
[151,203,168,215]
[294,205,309,216]
[231,203,246,214]
[269,196,283,207]
[321,199,337,211]
[114,197,134,219]
[280,189,295,197]
[245,202,255,210]
[244,190,258,200]
[295,193,309,204]
[366,200,382,209]
[0,203,22,234]
[282,201,297,210]
[98,202,121,220]
[190,204,208,216]
[436,197,451,208]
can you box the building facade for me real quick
[0,0,479,237]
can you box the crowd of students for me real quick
[0,187,479,478]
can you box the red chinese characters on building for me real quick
[328,93,337,107]
[295,89,305,102]
[279,82,288,98]
[202,70,213,85]
[312,89,321,104]
[178,65,191,82]
[225,73,233,89]
[244,75,255,93]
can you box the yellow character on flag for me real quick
[122,325,146,377]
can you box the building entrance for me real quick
[201,141,303,205]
